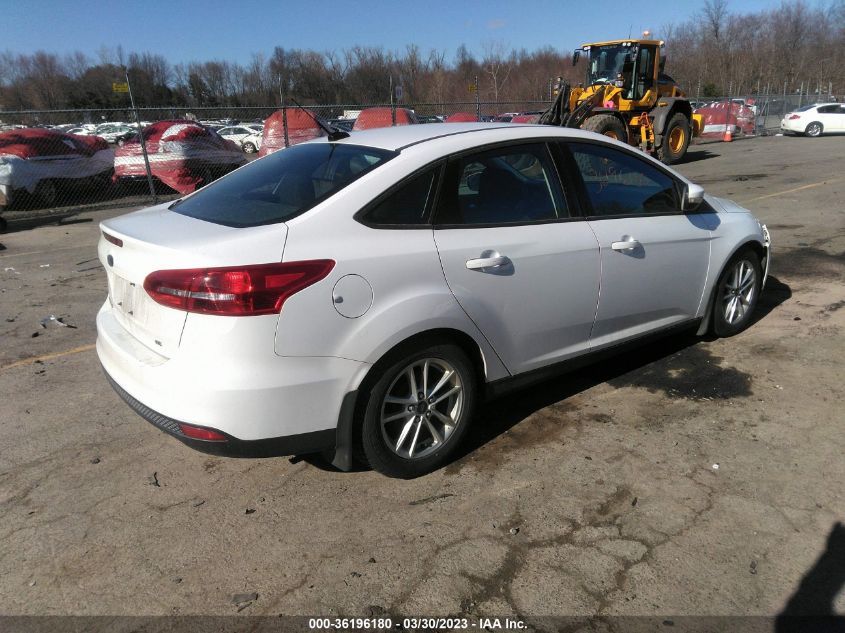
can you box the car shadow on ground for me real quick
[304,276,791,474]
[775,521,845,631]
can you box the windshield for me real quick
[171,142,396,228]
[586,44,629,85]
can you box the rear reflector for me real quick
[788,114,801,120]
[177,423,228,441]
[102,231,123,247]
[143,260,335,316]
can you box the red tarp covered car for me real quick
[258,109,324,157]
[353,107,418,130]
[695,101,756,138]
[0,129,113,209]
[114,120,246,194]
[445,112,478,123]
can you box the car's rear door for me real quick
[432,142,600,375]
[562,141,714,349]
[828,105,845,131]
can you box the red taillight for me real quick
[788,114,801,120]
[102,231,123,247]
[143,260,335,316]
[177,423,228,441]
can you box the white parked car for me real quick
[218,125,261,153]
[780,102,845,136]
[97,123,771,477]
[94,123,137,144]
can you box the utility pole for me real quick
[125,67,156,203]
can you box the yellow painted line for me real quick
[0,343,95,371]
[742,177,844,203]
[0,243,98,259]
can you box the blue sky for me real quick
[4,0,785,65]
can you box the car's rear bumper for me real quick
[102,369,336,457]
[96,301,369,452]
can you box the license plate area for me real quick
[109,273,140,322]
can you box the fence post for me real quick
[475,74,480,121]
[390,76,396,126]
[124,68,157,204]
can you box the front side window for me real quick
[436,144,567,225]
[172,142,395,227]
[568,142,679,217]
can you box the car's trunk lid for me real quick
[99,202,287,357]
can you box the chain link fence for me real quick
[691,92,840,140]
[0,101,551,222]
[0,93,838,222]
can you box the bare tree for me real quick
[482,40,514,105]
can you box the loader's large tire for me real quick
[583,114,629,143]
[656,112,691,165]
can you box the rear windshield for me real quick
[171,142,396,228]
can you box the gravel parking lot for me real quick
[0,136,843,624]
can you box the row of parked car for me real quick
[2,101,833,220]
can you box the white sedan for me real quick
[780,102,845,136]
[97,123,771,478]
[218,125,261,153]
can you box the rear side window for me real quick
[568,142,679,217]
[361,168,438,226]
[171,143,396,228]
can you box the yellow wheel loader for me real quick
[539,37,703,164]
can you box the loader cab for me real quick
[578,39,663,108]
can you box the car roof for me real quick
[319,122,604,153]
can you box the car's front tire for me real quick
[242,142,257,154]
[359,342,477,478]
[711,247,763,337]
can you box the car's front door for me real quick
[432,142,601,375]
[563,141,714,349]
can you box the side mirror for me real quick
[572,50,581,66]
[682,183,705,212]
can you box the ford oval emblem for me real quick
[107,254,114,267]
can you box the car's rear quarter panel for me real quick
[273,150,510,383]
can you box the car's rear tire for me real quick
[359,342,477,478]
[805,122,823,137]
[242,142,257,154]
[711,247,763,337]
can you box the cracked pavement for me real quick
[0,136,843,619]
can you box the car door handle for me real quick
[466,255,510,270]
[611,239,641,251]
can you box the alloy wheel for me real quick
[380,358,464,460]
[722,259,757,325]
